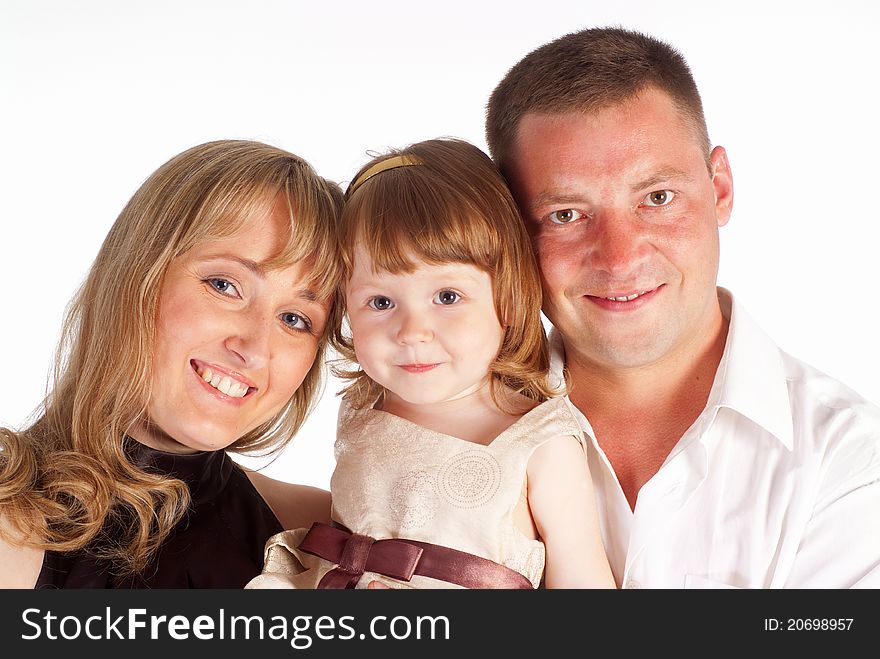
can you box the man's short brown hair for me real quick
[486,27,710,173]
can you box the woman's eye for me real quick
[643,190,675,207]
[207,278,239,297]
[280,312,312,332]
[433,290,460,305]
[546,209,586,224]
[368,296,394,311]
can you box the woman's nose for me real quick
[224,313,271,368]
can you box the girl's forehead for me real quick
[348,255,491,286]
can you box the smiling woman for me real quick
[137,199,331,455]
[0,140,342,588]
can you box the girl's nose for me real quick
[396,309,433,345]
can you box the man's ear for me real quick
[710,146,733,228]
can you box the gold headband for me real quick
[345,154,423,198]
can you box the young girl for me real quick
[248,138,614,589]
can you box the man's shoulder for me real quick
[779,350,880,488]
[780,349,880,426]
[725,291,878,440]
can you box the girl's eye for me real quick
[546,209,587,224]
[642,190,675,207]
[207,278,240,297]
[368,296,394,311]
[280,312,312,332]
[433,290,460,305]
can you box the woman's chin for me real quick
[128,418,241,454]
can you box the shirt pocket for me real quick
[684,574,743,589]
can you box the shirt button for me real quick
[624,579,642,589]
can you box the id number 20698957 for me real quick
[763,618,853,631]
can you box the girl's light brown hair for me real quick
[332,138,555,409]
[0,139,342,574]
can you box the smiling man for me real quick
[486,27,880,588]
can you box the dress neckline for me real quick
[124,438,234,506]
[363,396,562,449]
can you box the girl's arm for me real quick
[527,435,616,588]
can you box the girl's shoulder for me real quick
[499,395,584,446]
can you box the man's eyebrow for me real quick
[630,168,694,192]
[529,191,589,213]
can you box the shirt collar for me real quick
[547,287,794,450]
[711,288,794,449]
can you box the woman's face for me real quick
[130,198,330,454]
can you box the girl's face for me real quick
[345,246,505,409]
[130,198,330,454]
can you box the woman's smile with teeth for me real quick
[195,365,251,398]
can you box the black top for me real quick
[35,441,283,588]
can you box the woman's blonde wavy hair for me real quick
[0,140,342,574]
[332,138,556,410]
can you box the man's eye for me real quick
[368,296,394,310]
[546,209,586,224]
[433,290,460,305]
[643,190,675,207]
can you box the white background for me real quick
[2,0,878,490]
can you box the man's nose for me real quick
[588,210,650,276]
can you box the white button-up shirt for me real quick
[550,289,880,588]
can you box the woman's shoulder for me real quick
[243,470,331,530]
[0,513,44,588]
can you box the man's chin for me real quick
[565,331,679,372]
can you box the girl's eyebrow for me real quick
[345,282,376,295]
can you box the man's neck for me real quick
[566,311,729,510]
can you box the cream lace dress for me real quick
[247,396,584,589]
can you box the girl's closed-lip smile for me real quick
[398,363,440,373]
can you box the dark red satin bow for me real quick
[296,522,534,589]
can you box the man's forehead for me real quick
[514,85,696,138]
[509,99,707,179]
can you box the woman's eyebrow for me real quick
[297,288,318,302]
[198,255,318,301]
[198,254,266,277]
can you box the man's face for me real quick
[505,87,733,372]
